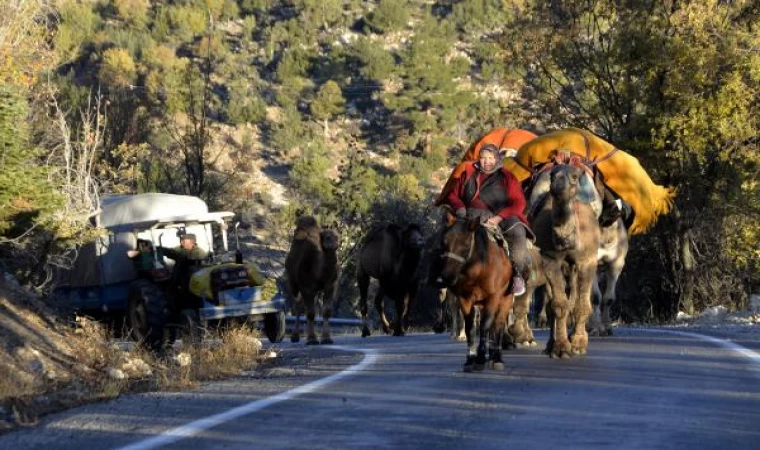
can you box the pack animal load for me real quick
[504,128,676,234]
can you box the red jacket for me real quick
[444,162,528,225]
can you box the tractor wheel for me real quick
[263,311,286,343]
[128,280,174,352]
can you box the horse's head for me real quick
[402,224,425,250]
[438,212,479,286]
[549,164,585,202]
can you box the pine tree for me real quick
[0,87,60,236]
[311,80,345,136]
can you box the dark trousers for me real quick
[500,218,529,279]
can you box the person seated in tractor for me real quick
[441,143,533,296]
[126,239,159,278]
[159,233,208,263]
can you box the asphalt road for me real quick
[2,328,760,450]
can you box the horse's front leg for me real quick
[474,297,499,372]
[461,299,478,372]
[490,293,512,370]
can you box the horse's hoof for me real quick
[528,341,538,347]
[432,323,446,334]
[361,327,371,338]
[321,337,334,345]
[290,334,300,343]
[473,363,486,372]
[306,338,319,345]
[490,361,505,371]
[381,325,391,335]
[392,330,405,337]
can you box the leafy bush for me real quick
[365,0,409,34]
[98,48,138,88]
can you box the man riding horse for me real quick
[440,143,533,296]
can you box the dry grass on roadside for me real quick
[156,325,265,391]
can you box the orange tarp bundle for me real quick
[434,128,538,206]
[503,128,676,235]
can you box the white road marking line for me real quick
[635,328,760,368]
[116,346,378,450]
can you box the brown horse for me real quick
[357,223,424,337]
[284,216,340,345]
[438,213,515,372]
[531,161,601,358]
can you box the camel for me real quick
[504,245,545,348]
[284,216,340,345]
[357,223,424,337]
[588,217,628,336]
[530,159,601,358]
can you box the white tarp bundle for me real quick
[98,193,209,230]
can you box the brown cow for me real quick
[285,216,340,345]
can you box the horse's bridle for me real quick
[441,226,476,265]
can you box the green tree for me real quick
[276,46,311,81]
[111,0,150,26]
[294,0,344,29]
[98,48,138,89]
[311,80,345,136]
[508,0,760,320]
[0,87,59,236]
[54,1,100,63]
[365,0,409,34]
[349,36,396,81]
[385,15,474,155]
[289,142,335,204]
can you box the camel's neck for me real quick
[322,249,338,267]
[551,196,575,226]
[394,247,421,278]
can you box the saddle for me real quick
[482,223,511,257]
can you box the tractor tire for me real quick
[128,280,174,352]
[263,311,286,343]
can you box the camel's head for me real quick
[403,224,425,250]
[550,164,584,202]
[320,229,340,252]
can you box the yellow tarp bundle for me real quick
[503,128,676,234]
[189,263,265,299]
